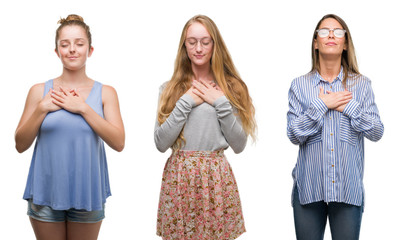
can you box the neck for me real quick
[58,66,91,87]
[192,63,213,83]
[318,54,342,82]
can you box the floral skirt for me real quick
[157,150,245,240]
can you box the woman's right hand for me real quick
[319,87,352,110]
[186,86,204,106]
[40,89,61,113]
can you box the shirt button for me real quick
[332,180,335,183]
[330,86,332,89]
[331,148,334,152]
[332,165,335,167]
[330,133,333,136]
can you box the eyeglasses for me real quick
[316,28,346,38]
[185,37,213,49]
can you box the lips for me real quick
[326,42,337,46]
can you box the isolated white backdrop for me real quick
[0,0,396,239]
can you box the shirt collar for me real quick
[312,66,344,86]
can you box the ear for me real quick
[343,41,348,51]
[314,38,319,50]
[55,48,60,58]
[88,46,94,57]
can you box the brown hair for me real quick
[55,14,92,50]
[157,15,256,150]
[311,14,360,87]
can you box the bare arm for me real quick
[15,84,60,153]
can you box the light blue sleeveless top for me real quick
[23,79,111,211]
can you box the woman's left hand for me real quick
[51,86,88,114]
[192,80,224,105]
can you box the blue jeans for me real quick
[293,186,363,240]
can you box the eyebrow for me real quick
[59,38,86,42]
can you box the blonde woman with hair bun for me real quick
[15,14,124,240]
[287,14,383,240]
[155,15,256,240]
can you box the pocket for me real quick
[340,115,357,146]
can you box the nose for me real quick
[328,30,335,38]
[69,44,76,53]
[195,42,203,52]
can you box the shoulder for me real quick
[347,74,373,90]
[101,84,119,103]
[102,84,118,96]
[293,72,314,83]
[27,83,45,99]
[290,72,315,89]
[159,81,169,92]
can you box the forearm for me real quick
[15,107,47,153]
[214,96,247,153]
[343,99,384,141]
[81,105,125,152]
[287,98,327,145]
[154,94,194,152]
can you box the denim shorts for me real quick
[27,200,105,223]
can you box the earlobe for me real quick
[88,46,94,57]
[314,39,318,49]
[55,48,60,57]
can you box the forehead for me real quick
[186,22,210,38]
[319,18,344,29]
[58,25,88,41]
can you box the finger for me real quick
[198,80,210,89]
[59,86,70,96]
[192,81,206,94]
[51,90,64,98]
[51,92,64,102]
[70,88,80,97]
[192,88,204,97]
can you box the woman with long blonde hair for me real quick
[287,14,383,240]
[155,15,255,240]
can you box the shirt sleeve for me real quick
[342,80,384,142]
[154,86,196,152]
[287,80,328,145]
[213,96,247,153]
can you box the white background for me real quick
[1,0,396,239]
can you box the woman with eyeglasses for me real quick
[155,15,256,240]
[287,14,383,240]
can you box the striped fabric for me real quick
[287,68,384,207]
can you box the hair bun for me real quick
[58,14,84,25]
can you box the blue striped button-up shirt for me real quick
[287,69,384,206]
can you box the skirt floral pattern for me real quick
[157,150,245,240]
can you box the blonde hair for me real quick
[311,14,360,87]
[157,15,256,150]
[55,14,92,50]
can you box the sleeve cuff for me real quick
[181,94,197,107]
[309,98,328,118]
[213,96,228,107]
[343,99,360,118]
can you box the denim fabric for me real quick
[293,186,362,240]
[27,199,105,223]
